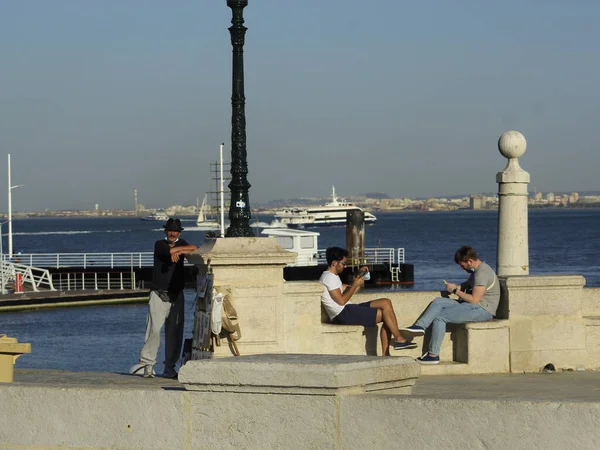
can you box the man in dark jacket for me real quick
[139,218,198,378]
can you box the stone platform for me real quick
[179,353,420,395]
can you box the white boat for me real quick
[140,211,169,222]
[261,228,320,266]
[274,186,377,228]
[196,194,221,230]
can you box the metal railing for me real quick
[4,252,155,269]
[0,260,56,292]
[316,248,405,266]
[51,271,137,291]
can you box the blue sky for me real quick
[1,0,599,211]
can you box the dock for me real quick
[0,289,149,312]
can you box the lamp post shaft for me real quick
[225,0,253,237]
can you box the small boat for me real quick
[140,211,169,222]
[196,194,221,230]
[274,186,377,228]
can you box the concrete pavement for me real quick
[10,368,600,402]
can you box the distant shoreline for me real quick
[4,206,600,220]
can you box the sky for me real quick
[1,0,599,212]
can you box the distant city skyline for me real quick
[1,1,599,212]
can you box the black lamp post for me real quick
[225,0,253,237]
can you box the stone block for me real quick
[504,275,585,316]
[189,392,337,450]
[457,321,510,373]
[583,288,600,316]
[509,316,586,352]
[584,316,600,369]
[180,354,420,395]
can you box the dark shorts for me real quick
[332,302,377,327]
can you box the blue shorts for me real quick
[332,302,377,327]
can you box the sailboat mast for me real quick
[220,143,226,238]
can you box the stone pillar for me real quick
[496,130,530,276]
[187,237,296,356]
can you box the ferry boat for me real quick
[274,186,377,228]
[140,211,169,222]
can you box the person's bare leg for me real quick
[381,322,392,356]
[371,298,404,342]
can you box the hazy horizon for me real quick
[1,1,599,213]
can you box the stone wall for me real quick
[211,278,600,374]
[1,384,599,449]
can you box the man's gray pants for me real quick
[139,290,185,375]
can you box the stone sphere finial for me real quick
[498,131,527,159]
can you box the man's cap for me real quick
[163,218,184,232]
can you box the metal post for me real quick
[7,155,12,258]
[225,0,253,237]
[220,142,226,238]
[346,210,365,268]
[7,154,23,259]
[0,221,5,294]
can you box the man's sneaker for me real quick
[392,340,418,350]
[143,365,154,378]
[399,325,425,337]
[163,371,178,380]
[416,353,440,365]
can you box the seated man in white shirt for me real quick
[319,246,416,356]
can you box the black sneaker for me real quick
[392,340,418,350]
[163,372,178,380]
[416,353,440,365]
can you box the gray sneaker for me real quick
[143,365,154,378]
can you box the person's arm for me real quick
[454,285,485,304]
[328,268,368,306]
[328,277,363,306]
[169,244,199,262]
[446,275,484,304]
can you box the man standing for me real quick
[320,246,416,356]
[400,246,500,365]
[139,218,198,378]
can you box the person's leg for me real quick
[414,297,460,329]
[369,298,404,342]
[163,291,185,376]
[374,309,392,356]
[140,291,171,368]
[427,303,493,356]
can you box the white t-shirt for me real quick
[319,271,351,320]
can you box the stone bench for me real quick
[320,303,509,373]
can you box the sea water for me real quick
[2,209,599,372]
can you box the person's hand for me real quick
[443,280,458,293]
[352,273,365,287]
[170,247,181,263]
